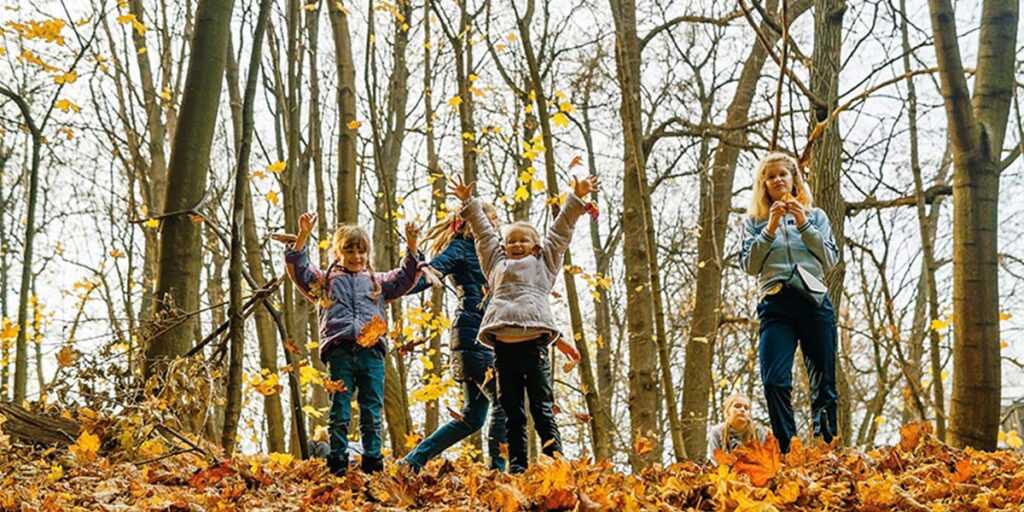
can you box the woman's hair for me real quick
[747,152,814,220]
[331,224,382,299]
[422,202,498,257]
[722,393,759,447]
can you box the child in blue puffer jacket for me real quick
[402,201,508,472]
[284,212,422,476]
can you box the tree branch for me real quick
[846,184,952,215]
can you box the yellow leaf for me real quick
[269,452,294,467]
[507,33,517,41]
[1007,430,1023,449]
[874,416,886,425]
[54,99,80,113]
[1001,340,1009,350]
[70,430,100,462]
[318,239,330,250]
[265,190,279,205]
[999,312,1013,321]
[267,160,286,173]
[468,73,479,82]
[550,112,569,128]
[302,405,324,419]
[559,102,575,113]
[448,96,463,107]
[347,120,362,130]
[930,318,950,331]
[47,464,64,483]
[530,179,545,193]
[144,218,159,229]
[138,438,165,459]
[303,3,317,10]
[513,185,530,203]
[53,70,77,84]
[136,47,146,55]
[405,432,423,448]
[159,87,172,101]
[299,365,324,387]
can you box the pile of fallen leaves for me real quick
[1,421,1022,511]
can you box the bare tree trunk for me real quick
[366,0,415,457]
[928,0,1017,450]
[128,0,170,323]
[328,2,359,224]
[144,0,235,381]
[608,0,659,469]
[901,0,949,435]
[808,0,850,443]
[422,0,445,436]
[0,89,41,403]
[222,0,272,456]
[680,0,811,461]
[577,64,617,461]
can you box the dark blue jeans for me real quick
[757,287,838,453]
[403,377,507,471]
[324,344,385,468]
[494,338,562,473]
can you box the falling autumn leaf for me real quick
[56,346,77,367]
[357,316,387,348]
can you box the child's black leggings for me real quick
[493,337,562,472]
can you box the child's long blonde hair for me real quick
[747,152,814,220]
[331,225,382,299]
[722,393,760,447]
[422,202,498,257]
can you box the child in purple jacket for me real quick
[284,211,422,476]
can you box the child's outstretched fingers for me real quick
[446,175,476,202]
[405,222,420,250]
[298,211,317,234]
[572,175,600,198]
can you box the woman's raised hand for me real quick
[298,211,317,235]
[447,175,476,203]
[571,175,600,198]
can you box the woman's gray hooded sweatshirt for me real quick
[461,193,587,346]
[739,208,839,296]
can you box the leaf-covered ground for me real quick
[2,422,1022,511]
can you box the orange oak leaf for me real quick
[357,316,387,348]
[730,436,781,487]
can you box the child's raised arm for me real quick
[283,212,324,304]
[450,176,504,276]
[541,175,599,273]
[378,223,425,302]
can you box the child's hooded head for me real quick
[504,222,541,260]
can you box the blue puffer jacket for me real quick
[285,247,421,359]
[409,234,493,382]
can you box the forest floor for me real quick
[1,419,1022,511]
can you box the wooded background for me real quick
[0,0,1020,469]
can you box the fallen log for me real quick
[0,401,80,446]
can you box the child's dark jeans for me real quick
[758,287,838,453]
[494,337,562,473]
[324,344,385,473]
